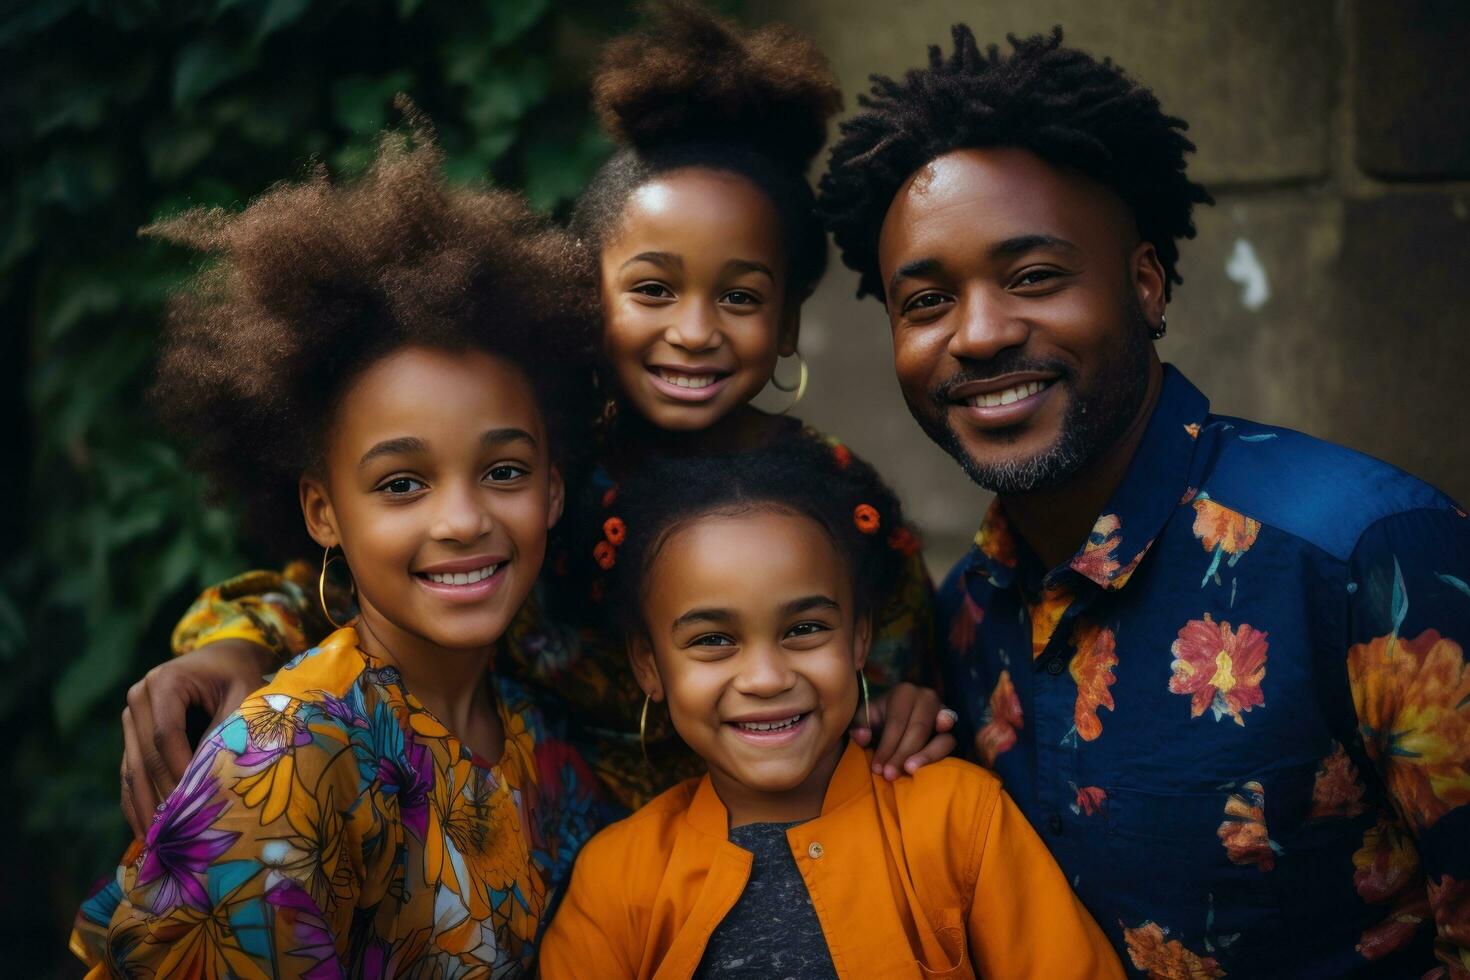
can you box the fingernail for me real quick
[940,708,959,723]
[905,759,919,773]
[872,763,883,773]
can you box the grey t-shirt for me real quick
[693,820,839,980]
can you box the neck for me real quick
[710,737,846,830]
[999,363,1164,571]
[610,404,789,474]
[353,602,503,764]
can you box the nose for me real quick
[429,481,494,544]
[664,300,722,353]
[732,642,797,698]
[947,287,1029,363]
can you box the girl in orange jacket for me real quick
[540,437,1123,979]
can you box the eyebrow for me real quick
[888,257,941,298]
[672,607,733,630]
[782,594,840,616]
[358,428,537,469]
[620,251,681,273]
[722,258,775,282]
[358,436,426,468]
[480,427,538,451]
[989,234,1082,261]
[670,594,839,631]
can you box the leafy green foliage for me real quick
[1,0,634,965]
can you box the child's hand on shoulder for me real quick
[850,683,958,781]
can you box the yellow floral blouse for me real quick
[72,627,611,977]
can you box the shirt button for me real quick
[1046,658,1065,675]
[807,841,824,860]
[1046,814,1063,835]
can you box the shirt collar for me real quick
[967,365,1210,592]
[686,739,873,838]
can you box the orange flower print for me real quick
[1069,622,1117,741]
[593,540,616,571]
[831,442,852,469]
[1356,891,1429,962]
[1030,584,1073,659]
[1427,874,1470,975]
[1352,818,1421,905]
[974,504,1018,569]
[1348,628,1470,830]
[1217,781,1282,871]
[947,584,985,655]
[1307,743,1366,821]
[1169,614,1268,725]
[1185,423,1201,439]
[975,671,1022,766]
[1071,513,1123,583]
[1123,921,1225,979]
[1071,785,1107,816]
[853,504,881,534]
[1192,493,1261,587]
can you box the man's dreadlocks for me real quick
[818,26,1213,302]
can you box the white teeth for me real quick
[735,714,804,732]
[657,369,717,389]
[425,563,501,585]
[969,379,1049,408]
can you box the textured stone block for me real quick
[1354,0,1470,178]
[754,0,1334,186]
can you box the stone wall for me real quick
[747,0,1470,572]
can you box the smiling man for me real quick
[819,26,1470,979]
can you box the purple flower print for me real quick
[265,878,344,980]
[136,753,241,912]
[379,733,433,842]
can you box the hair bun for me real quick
[592,0,842,173]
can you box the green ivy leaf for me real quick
[486,0,548,46]
[173,35,257,107]
[331,71,414,133]
[256,0,311,39]
[54,610,141,732]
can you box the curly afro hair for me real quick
[572,0,842,301]
[149,116,600,558]
[603,432,914,638]
[818,26,1214,301]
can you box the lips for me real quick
[725,711,813,746]
[413,558,509,603]
[945,372,1061,429]
[646,365,732,403]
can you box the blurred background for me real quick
[3,0,1467,973]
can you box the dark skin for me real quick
[120,166,954,835]
[877,147,1167,570]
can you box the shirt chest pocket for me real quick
[915,907,972,979]
[1098,784,1284,958]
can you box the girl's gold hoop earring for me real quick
[639,694,653,765]
[319,546,351,630]
[860,671,872,729]
[770,351,808,415]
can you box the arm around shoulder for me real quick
[966,780,1124,979]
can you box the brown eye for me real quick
[902,291,951,315]
[378,477,424,495]
[721,290,759,306]
[632,282,674,299]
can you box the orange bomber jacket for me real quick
[540,740,1124,979]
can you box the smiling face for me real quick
[877,147,1165,494]
[301,346,563,657]
[631,509,869,824]
[599,168,798,432]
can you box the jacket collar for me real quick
[686,739,873,837]
[968,364,1210,592]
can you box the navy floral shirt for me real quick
[938,366,1470,979]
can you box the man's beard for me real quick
[912,298,1153,495]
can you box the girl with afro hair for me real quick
[117,0,951,819]
[73,123,617,976]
